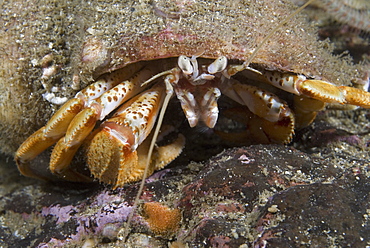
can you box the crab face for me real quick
[7,0,370,187]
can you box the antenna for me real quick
[119,73,175,241]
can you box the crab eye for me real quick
[208,56,227,74]
[178,55,193,75]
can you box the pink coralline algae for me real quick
[41,205,75,224]
[32,188,134,246]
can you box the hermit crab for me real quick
[12,0,370,188]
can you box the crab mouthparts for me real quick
[174,55,229,128]
[173,79,221,129]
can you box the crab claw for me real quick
[84,84,184,188]
[85,126,141,186]
[86,125,185,188]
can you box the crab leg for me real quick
[14,63,157,180]
[45,62,147,139]
[262,71,370,108]
[15,77,125,180]
[48,66,163,177]
[15,81,113,159]
[226,63,370,109]
[220,78,295,143]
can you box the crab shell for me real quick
[0,0,360,156]
[92,1,357,82]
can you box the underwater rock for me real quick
[1,142,369,247]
